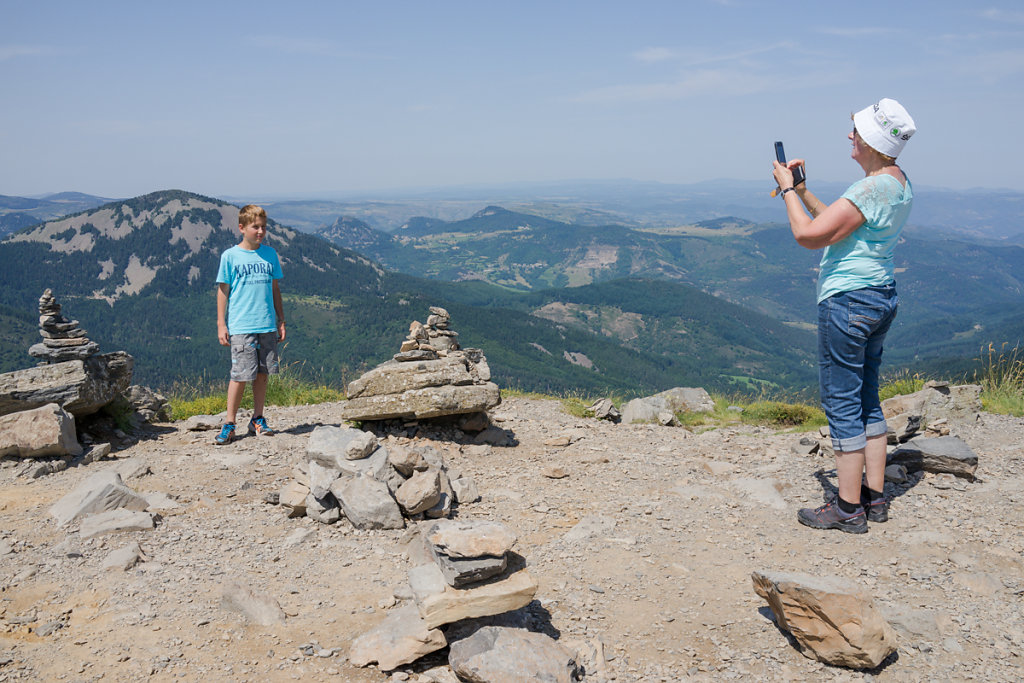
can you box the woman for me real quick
[773,98,916,534]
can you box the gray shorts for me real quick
[229,333,280,382]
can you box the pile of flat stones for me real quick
[396,306,460,361]
[277,426,480,528]
[338,307,501,423]
[349,519,578,680]
[29,289,100,363]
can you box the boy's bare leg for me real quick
[863,434,887,492]
[226,380,246,424]
[251,373,268,417]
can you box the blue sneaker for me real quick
[248,415,275,436]
[214,423,236,445]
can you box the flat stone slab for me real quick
[0,352,133,418]
[338,383,501,422]
[79,509,155,539]
[349,604,447,671]
[346,356,477,399]
[409,562,538,629]
[220,582,286,626]
[50,471,149,526]
[426,519,517,559]
[888,436,979,479]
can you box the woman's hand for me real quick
[772,160,794,189]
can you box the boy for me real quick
[214,204,286,445]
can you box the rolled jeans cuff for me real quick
[832,420,887,452]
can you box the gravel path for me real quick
[1,397,1022,682]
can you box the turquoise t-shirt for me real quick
[817,174,913,303]
[216,244,283,334]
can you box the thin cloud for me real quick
[981,8,1024,24]
[571,68,775,104]
[0,45,58,61]
[816,26,898,37]
[243,35,392,60]
[633,47,678,63]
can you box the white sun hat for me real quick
[853,98,916,158]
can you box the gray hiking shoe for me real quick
[797,498,868,534]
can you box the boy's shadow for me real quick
[812,461,923,505]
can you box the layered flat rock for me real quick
[620,386,715,424]
[346,357,478,399]
[339,382,501,422]
[426,519,517,559]
[349,604,447,671]
[409,562,538,629]
[752,570,896,669]
[0,352,134,418]
[50,471,149,526]
[889,436,979,479]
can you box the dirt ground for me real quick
[1,396,1022,682]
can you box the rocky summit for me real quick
[0,386,1022,681]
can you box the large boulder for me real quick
[882,382,982,424]
[0,403,82,458]
[0,352,134,418]
[448,626,580,683]
[339,382,501,422]
[621,387,714,425]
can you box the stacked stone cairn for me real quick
[278,426,481,528]
[349,519,578,679]
[338,307,501,423]
[29,289,100,363]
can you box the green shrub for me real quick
[878,369,925,401]
[740,401,826,429]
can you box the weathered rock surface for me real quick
[882,381,982,424]
[332,474,404,530]
[220,582,286,626]
[79,509,155,539]
[339,380,501,422]
[620,386,715,424]
[427,519,517,559]
[348,604,447,671]
[0,352,134,418]
[409,563,538,629]
[49,470,149,526]
[752,570,897,669]
[889,435,979,479]
[448,626,580,683]
[0,403,81,458]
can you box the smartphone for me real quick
[774,141,806,186]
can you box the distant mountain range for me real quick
[0,191,817,396]
[0,192,114,237]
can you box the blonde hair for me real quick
[238,204,267,227]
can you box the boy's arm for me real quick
[217,283,231,346]
[273,280,286,342]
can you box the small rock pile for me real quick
[29,289,100,363]
[278,426,480,528]
[338,307,501,423]
[349,519,572,678]
[396,306,460,361]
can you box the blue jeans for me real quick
[818,284,898,451]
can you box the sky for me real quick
[3,0,1023,199]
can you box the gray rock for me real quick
[395,469,442,515]
[620,386,714,424]
[184,415,222,431]
[448,626,580,683]
[886,412,922,444]
[347,357,477,399]
[348,604,447,671]
[409,563,539,629]
[307,425,376,469]
[0,352,133,418]
[563,515,616,543]
[340,382,501,422]
[123,385,171,423]
[889,436,979,479]
[16,456,69,479]
[426,519,517,559]
[101,542,146,571]
[307,459,341,499]
[882,383,982,424]
[332,475,404,530]
[0,403,81,458]
[305,492,341,524]
[451,476,481,504]
[588,398,620,422]
[389,444,429,476]
[220,582,286,625]
[79,509,155,539]
[430,545,508,588]
[50,470,150,526]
